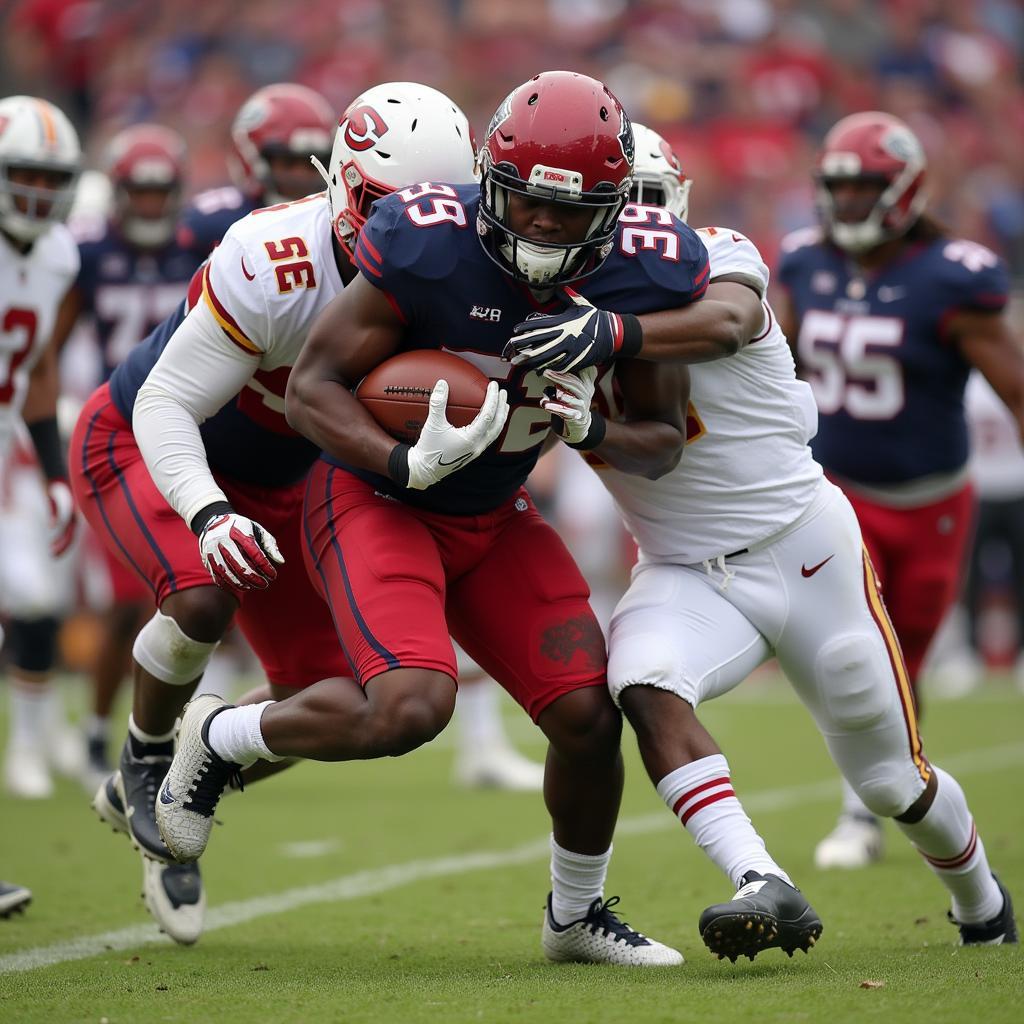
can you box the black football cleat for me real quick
[118,733,176,862]
[699,872,823,962]
[952,875,1018,946]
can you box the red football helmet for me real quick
[230,83,335,203]
[478,71,634,287]
[815,111,927,253]
[106,124,187,248]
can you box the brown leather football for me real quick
[355,349,490,444]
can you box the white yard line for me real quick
[3,740,1021,975]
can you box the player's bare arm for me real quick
[588,360,688,479]
[950,309,1024,441]
[286,272,406,477]
[772,287,799,360]
[511,276,764,372]
[629,277,765,364]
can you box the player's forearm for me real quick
[590,419,684,480]
[284,373,396,477]
[133,383,227,526]
[635,299,751,364]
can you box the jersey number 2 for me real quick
[0,308,38,404]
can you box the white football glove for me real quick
[46,479,77,558]
[199,513,284,591]
[541,367,598,446]
[406,379,510,490]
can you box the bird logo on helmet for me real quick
[476,70,635,289]
[629,123,691,222]
[312,82,476,259]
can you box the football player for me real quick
[0,95,82,801]
[64,124,197,784]
[158,71,703,966]
[774,113,1024,870]
[71,82,478,946]
[509,122,1018,951]
[176,82,334,262]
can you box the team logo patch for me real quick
[342,105,388,152]
[470,305,502,322]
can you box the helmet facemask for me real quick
[478,153,628,288]
[0,162,78,243]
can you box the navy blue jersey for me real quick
[346,183,710,515]
[108,265,319,489]
[778,229,1009,485]
[176,185,258,263]
[74,220,201,376]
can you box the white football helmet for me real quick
[0,95,81,244]
[629,123,691,222]
[313,82,477,257]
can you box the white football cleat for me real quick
[542,894,684,966]
[141,858,205,945]
[3,742,54,799]
[94,771,206,944]
[155,695,242,863]
[0,880,32,918]
[453,744,545,791]
[814,815,884,870]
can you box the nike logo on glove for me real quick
[801,555,835,578]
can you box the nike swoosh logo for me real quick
[731,233,744,243]
[240,256,255,281]
[159,780,176,805]
[437,452,472,469]
[801,554,835,578]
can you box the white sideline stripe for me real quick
[3,740,1021,975]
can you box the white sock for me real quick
[128,713,175,746]
[192,648,236,699]
[206,701,282,767]
[656,754,793,889]
[549,835,611,924]
[86,714,110,743]
[840,776,876,821]
[455,679,507,751]
[8,680,51,747]
[895,766,1003,924]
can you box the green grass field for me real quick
[1,675,1021,1023]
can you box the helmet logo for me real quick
[658,139,681,173]
[342,105,388,152]
[881,126,921,163]
[0,116,8,137]
[617,110,635,167]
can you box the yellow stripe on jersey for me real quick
[201,264,260,355]
[861,546,930,783]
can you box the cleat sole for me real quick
[703,912,823,963]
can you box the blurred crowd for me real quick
[2,0,1023,279]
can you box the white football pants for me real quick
[608,480,930,818]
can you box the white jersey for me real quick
[133,194,346,524]
[595,227,823,564]
[0,225,79,459]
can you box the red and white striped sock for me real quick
[656,754,792,889]
[895,766,1003,924]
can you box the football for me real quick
[356,349,490,445]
